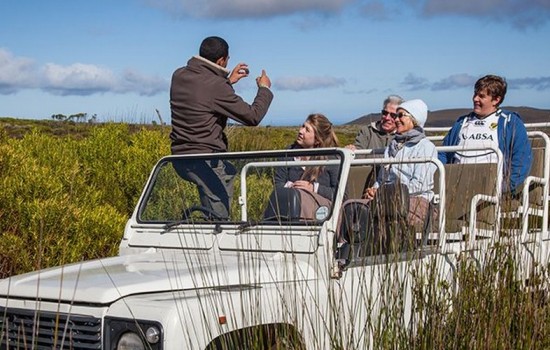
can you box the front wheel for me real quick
[269,337,304,350]
[267,326,305,350]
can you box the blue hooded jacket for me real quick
[438,109,532,194]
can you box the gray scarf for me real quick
[388,127,425,157]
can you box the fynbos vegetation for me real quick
[0,120,357,277]
[0,123,169,276]
[1,118,549,349]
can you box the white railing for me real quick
[424,122,550,134]
[354,145,503,247]
[240,158,345,222]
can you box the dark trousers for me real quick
[173,159,237,219]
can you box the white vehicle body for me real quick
[0,124,548,349]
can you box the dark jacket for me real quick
[170,56,274,154]
[274,145,340,200]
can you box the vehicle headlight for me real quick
[117,332,145,350]
[105,317,163,350]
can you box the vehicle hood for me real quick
[0,250,317,305]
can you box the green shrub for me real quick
[0,124,165,277]
[1,120,550,349]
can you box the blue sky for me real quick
[1,0,549,126]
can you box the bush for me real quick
[4,120,550,348]
[0,124,166,277]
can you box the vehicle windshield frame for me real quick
[135,148,346,227]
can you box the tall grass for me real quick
[0,121,357,277]
[1,120,550,349]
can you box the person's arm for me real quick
[437,125,456,164]
[228,62,249,84]
[437,117,467,164]
[353,126,369,150]
[363,187,377,200]
[214,82,274,126]
[507,117,532,194]
[407,142,438,195]
[274,164,290,188]
[316,166,339,200]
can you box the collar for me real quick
[472,108,501,120]
[193,55,230,76]
[371,121,396,134]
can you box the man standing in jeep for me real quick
[170,36,274,218]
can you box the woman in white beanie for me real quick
[363,99,437,227]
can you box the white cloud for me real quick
[149,0,550,28]
[431,73,477,91]
[422,0,550,28]
[400,73,550,92]
[148,0,353,19]
[360,0,393,21]
[42,63,117,95]
[401,73,477,91]
[356,0,550,28]
[0,49,167,96]
[274,75,346,91]
[0,49,38,94]
[400,73,430,91]
[509,77,550,91]
[119,70,168,96]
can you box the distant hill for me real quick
[346,106,550,127]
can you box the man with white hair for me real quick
[346,95,404,188]
[349,94,404,151]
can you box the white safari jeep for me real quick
[0,139,548,349]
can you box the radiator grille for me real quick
[0,307,101,349]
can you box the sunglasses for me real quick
[381,110,398,118]
[392,112,411,120]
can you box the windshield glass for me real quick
[137,149,345,226]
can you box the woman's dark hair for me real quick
[199,36,229,63]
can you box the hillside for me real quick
[346,106,550,127]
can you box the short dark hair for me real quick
[199,36,229,63]
[475,75,507,106]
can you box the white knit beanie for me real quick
[398,99,428,127]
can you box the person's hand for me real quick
[256,70,271,88]
[363,187,377,200]
[292,180,314,192]
[229,62,249,84]
[345,144,357,151]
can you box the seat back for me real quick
[427,136,445,147]
[434,163,499,233]
[263,187,302,221]
[527,138,546,206]
[504,137,547,212]
[345,165,374,199]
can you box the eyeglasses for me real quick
[392,112,411,119]
[381,110,398,118]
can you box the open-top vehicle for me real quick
[0,123,548,349]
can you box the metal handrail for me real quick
[424,122,550,134]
